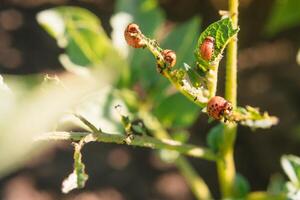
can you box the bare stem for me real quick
[36,131,217,161]
[225,0,239,107]
[217,0,239,198]
[176,157,212,200]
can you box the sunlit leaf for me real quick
[195,17,239,70]
[37,6,128,81]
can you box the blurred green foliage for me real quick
[265,0,300,36]
[233,173,250,199]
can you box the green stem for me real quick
[176,157,212,200]
[218,0,239,198]
[225,0,239,106]
[217,125,237,197]
[206,63,219,99]
[36,131,216,161]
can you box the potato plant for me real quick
[1,0,300,199]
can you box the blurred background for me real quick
[0,0,300,199]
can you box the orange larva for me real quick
[124,23,145,48]
[162,49,176,67]
[207,96,232,120]
[200,36,215,61]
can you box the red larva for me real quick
[200,36,215,61]
[162,49,176,67]
[207,96,233,120]
[124,23,145,48]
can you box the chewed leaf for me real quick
[195,17,239,69]
[231,106,278,129]
[62,141,88,193]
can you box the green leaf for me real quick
[233,173,250,198]
[265,0,300,36]
[195,17,239,69]
[206,123,224,153]
[62,141,88,193]
[37,6,126,75]
[153,93,200,128]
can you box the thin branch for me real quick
[74,114,100,133]
[36,131,217,161]
[176,157,212,200]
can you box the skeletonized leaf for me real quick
[233,106,278,129]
